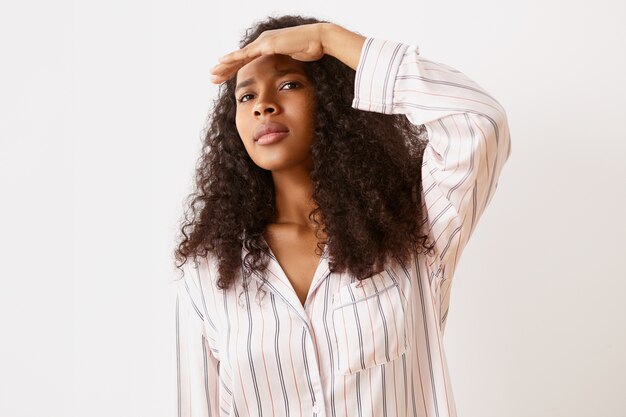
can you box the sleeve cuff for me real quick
[351,37,414,114]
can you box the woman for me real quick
[174,14,511,417]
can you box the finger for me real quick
[210,44,261,84]
[219,44,257,65]
[209,63,240,84]
[209,71,228,84]
[209,63,224,75]
[210,63,235,81]
[210,61,237,77]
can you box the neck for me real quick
[269,165,318,229]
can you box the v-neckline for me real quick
[260,234,329,308]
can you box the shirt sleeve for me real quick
[352,37,512,276]
[175,257,221,417]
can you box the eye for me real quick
[238,93,254,103]
[237,81,302,103]
[281,81,300,90]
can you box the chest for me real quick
[262,228,325,307]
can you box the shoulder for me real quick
[181,252,220,294]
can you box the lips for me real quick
[254,122,289,141]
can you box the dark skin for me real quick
[210,23,366,306]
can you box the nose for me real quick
[253,92,280,116]
[254,105,275,115]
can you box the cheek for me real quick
[304,95,317,123]
[303,102,317,133]
[294,95,316,121]
[234,112,246,137]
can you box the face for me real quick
[234,54,317,172]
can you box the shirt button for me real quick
[312,403,321,414]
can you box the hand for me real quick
[209,23,328,84]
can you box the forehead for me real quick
[235,54,307,82]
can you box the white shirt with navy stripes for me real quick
[175,36,512,417]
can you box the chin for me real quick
[253,155,302,172]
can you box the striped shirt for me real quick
[175,37,512,417]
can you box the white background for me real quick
[1,0,624,416]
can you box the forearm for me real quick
[320,23,366,71]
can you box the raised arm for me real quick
[348,36,512,272]
[347,36,512,332]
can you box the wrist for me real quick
[319,23,366,71]
[319,23,337,55]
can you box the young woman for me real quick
[174,14,511,417]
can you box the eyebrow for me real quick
[235,68,307,93]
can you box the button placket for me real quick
[303,324,327,417]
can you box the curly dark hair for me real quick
[173,13,435,293]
